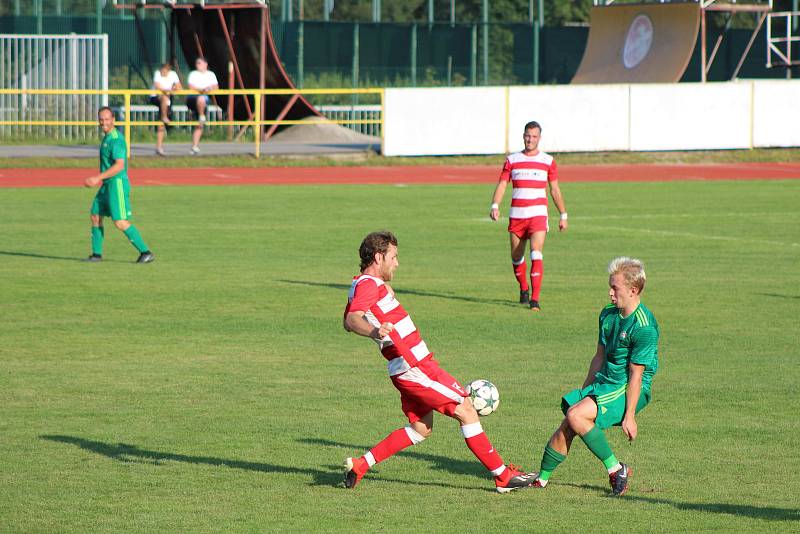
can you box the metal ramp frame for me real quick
[767,12,800,71]
[582,0,774,83]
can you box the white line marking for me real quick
[588,225,799,248]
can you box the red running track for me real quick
[1,163,800,188]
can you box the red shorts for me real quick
[508,216,549,239]
[390,357,466,423]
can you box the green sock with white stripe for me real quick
[537,445,566,486]
[580,425,621,473]
[123,225,149,253]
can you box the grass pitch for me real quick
[1,178,799,532]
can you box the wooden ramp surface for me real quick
[572,4,700,84]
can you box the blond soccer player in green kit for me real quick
[531,257,659,496]
[84,107,154,263]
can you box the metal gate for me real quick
[0,34,108,140]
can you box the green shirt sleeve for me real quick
[629,325,658,366]
[111,136,127,162]
[598,307,611,346]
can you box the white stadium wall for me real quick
[752,80,800,148]
[507,85,630,153]
[629,82,752,151]
[382,87,507,156]
[382,80,800,156]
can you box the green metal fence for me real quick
[0,13,790,88]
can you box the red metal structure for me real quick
[115,0,321,139]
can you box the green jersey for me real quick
[99,128,128,181]
[595,302,659,391]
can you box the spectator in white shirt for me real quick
[186,57,219,155]
[149,63,182,156]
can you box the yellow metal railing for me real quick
[0,88,385,159]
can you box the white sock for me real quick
[608,463,622,474]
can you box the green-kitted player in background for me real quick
[84,107,154,263]
[532,257,659,496]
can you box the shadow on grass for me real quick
[0,250,127,263]
[298,437,489,480]
[277,279,519,308]
[758,293,800,300]
[0,250,83,262]
[40,435,488,492]
[562,482,800,522]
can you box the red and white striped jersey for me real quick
[499,151,558,220]
[345,274,432,376]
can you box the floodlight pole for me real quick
[36,0,42,34]
[96,0,103,35]
[795,0,799,31]
[482,0,488,85]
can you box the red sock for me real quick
[461,423,506,477]
[362,427,423,469]
[530,256,544,301]
[513,260,529,292]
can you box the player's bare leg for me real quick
[345,411,432,489]
[566,397,629,494]
[86,214,104,262]
[157,94,170,124]
[535,397,628,493]
[196,95,207,122]
[529,231,546,310]
[191,124,203,154]
[509,233,529,304]
[453,398,535,493]
[156,124,166,156]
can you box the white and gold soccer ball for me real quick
[466,379,500,416]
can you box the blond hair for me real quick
[608,257,646,294]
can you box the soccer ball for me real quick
[466,379,500,416]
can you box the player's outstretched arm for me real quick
[344,311,393,339]
[84,158,125,188]
[549,181,568,231]
[621,363,645,441]
[489,180,508,221]
[582,344,605,388]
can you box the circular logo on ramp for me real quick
[623,15,654,69]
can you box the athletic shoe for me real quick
[156,148,166,157]
[609,463,632,496]
[495,464,536,493]
[344,457,368,489]
[190,145,200,155]
[136,251,155,264]
[519,290,530,304]
[83,254,102,262]
[530,299,541,311]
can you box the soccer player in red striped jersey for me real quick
[342,231,535,493]
[489,121,567,310]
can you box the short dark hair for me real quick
[359,231,398,271]
[98,106,114,117]
[195,56,207,64]
[524,120,542,132]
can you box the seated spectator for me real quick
[186,57,219,155]
[149,62,182,156]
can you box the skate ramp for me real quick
[572,4,700,84]
[174,5,322,121]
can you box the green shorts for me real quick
[91,177,132,221]
[561,382,651,430]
